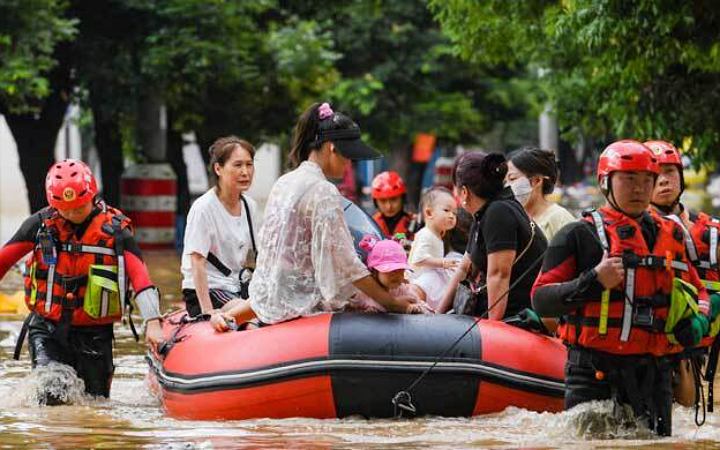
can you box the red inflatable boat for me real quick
[147,311,567,420]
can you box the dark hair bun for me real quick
[481,153,508,179]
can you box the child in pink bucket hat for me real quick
[349,236,433,313]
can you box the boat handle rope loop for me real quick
[391,251,546,419]
[158,313,209,357]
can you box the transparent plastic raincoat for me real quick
[249,161,369,323]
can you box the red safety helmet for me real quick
[597,140,659,191]
[644,140,682,167]
[45,159,98,210]
[371,171,406,200]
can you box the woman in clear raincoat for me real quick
[211,102,424,330]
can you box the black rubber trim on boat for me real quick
[328,313,482,417]
[146,353,565,399]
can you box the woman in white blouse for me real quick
[211,102,423,330]
[181,136,260,317]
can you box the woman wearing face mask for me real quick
[506,147,575,241]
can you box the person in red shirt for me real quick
[531,140,710,436]
[0,159,163,404]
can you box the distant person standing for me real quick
[180,136,260,317]
[506,147,575,240]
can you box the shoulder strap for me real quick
[241,195,257,254]
[666,214,699,263]
[110,214,128,308]
[588,210,610,251]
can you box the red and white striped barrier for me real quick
[121,163,177,249]
[433,156,455,190]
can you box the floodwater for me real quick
[2,252,720,449]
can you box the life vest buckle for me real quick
[62,242,84,254]
[633,305,655,328]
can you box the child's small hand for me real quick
[443,258,460,270]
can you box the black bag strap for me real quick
[206,252,232,277]
[205,196,256,278]
[241,194,257,254]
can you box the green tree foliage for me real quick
[431,0,720,165]
[285,1,492,149]
[0,0,76,113]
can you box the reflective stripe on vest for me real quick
[588,211,634,340]
[666,214,699,263]
[117,253,126,311]
[599,289,610,335]
[622,267,636,342]
[59,243,116,257]
[590,211,609,250]
[45,264,56,314]
[711,221,718,267]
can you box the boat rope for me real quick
[392,251,546,418]
[157,313,210,358]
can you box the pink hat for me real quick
[359,236,411,273]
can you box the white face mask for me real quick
[509,177,533,206]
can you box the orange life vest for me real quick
[372,211,416,240]
[685,212,720,293]
[559,206,697,356]
[23,205,131,326]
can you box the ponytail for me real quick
[288,101,361,168]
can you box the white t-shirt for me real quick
[407,227,454,309]
[534,203,576,241]
[408,227,444,272]
[181,189,261,293]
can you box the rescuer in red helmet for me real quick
[371,171,418,241]
[646,139,720,408]
[532,140,711,436]
[0,159,163,405]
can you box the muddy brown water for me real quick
[1,251,720,449]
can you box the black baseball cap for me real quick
[317,127,381,160]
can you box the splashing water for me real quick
[5,361,88,407]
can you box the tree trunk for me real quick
[167,111,190,217]
[1,44,73,213]
[137,91,167,162]
[89,96,123,206]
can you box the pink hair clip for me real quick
[318,102,334,120]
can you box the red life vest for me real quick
[372,211,417,240]
[23,205,131,326]
[559,206,698,356]
[685,212,720,293]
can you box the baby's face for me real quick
[377,269,405,290]
[426,194,457,232]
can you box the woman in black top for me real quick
[437,152,547,319]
